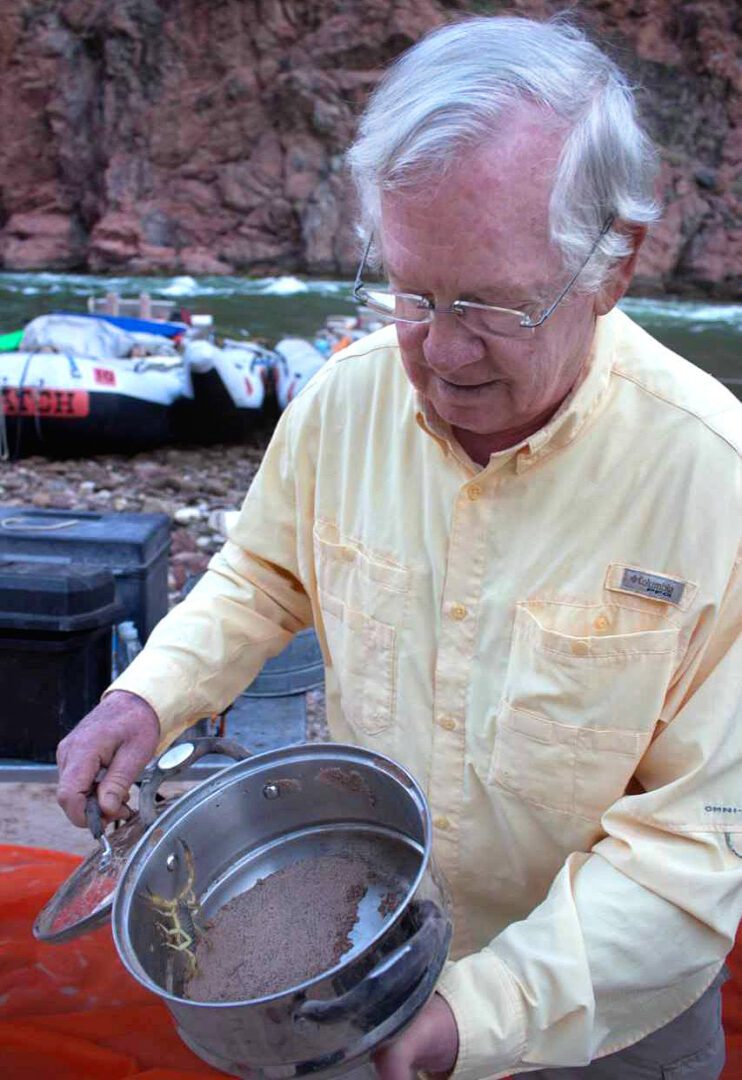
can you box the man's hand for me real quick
[373,993,459,1080]
[56,690,160,827]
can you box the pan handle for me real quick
[84,790,115,870]
[294,900,451,1028]
[139,737,251,826]
[84,791,104,840]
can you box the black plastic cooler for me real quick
[0,507,170,643]
[0,561,122,761]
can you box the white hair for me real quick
[347,15,660,290]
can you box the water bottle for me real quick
[113,620,143,676]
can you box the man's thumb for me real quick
[98,765,132,816]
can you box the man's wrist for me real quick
[101,689,161,732]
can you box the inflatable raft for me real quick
[272,312,385,411]
[273,338,327,410]
[0,315,193,458]
[0,305,381,456]
[0,314,274,457]
[180,339,272,443]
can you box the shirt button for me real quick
[439,716,457,731]
[340,547,355,562]
[593,614,610,632]
[467,484,482,501]
[433,815,451,831]
[571,640,590,657]
[450,603,468,621]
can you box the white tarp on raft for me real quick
[21,315,136,359]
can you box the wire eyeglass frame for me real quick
[353,216,616,338]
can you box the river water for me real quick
[0,271,739,396]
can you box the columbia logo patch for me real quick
[605,563,696,609]
[620,568,686,605]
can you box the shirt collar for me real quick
[412,310,616,474]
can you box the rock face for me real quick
[0,0,738,296]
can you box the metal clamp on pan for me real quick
[138,737,251,825]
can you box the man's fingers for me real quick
[373,1043,414,1080]
[373,995,458,1080]
[99,799,134,828]
[97,767,132,817]
[55,691,162,829]
[56,742,67,772]
[57,747,106,827]
[97,740,153,817]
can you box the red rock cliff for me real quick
[0,0,738,296]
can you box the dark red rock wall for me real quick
[0,0,738,296]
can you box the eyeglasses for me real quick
[353,217,615,339]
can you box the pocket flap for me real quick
[515,603,681,659]
[318,588,396,648]
[503,702,643,756]
[313,520,410,593]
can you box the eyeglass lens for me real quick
[360,289,532,338]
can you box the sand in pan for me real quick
[185,853,370,1002]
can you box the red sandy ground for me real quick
[0,844,739,1079]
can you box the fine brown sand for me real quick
[185,853,370,1002]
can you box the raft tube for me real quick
[0,350,193,459]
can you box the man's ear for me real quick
[594,223,648,316]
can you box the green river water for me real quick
[0,272,739,395]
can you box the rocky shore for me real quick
[0,430,272,603]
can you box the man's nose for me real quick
[422,310,486,374]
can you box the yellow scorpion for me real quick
[147,838,203,978]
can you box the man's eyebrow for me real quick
[384,264,549,306]
[460,276,554,301]
[385,266,540,298]
[458,286,539,306]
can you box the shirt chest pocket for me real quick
[489,601,682,819]
[313,521,411,736]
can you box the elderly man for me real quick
[57,16,741,1080]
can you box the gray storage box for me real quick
[0,508,170,643]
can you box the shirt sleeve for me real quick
[436,545,742,1079]
[108,399,315,750]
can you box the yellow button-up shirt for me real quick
[112,309,742,1078]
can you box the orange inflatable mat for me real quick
[0,844,740,1079]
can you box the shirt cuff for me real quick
[436,952,528,1080]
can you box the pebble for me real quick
[174,506,202,525]
[140,496,171,515]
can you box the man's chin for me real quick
[433,398,507,436]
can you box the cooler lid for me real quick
[0,508,171,566]
[0,560,121,631]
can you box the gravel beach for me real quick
[1,428,272,602]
